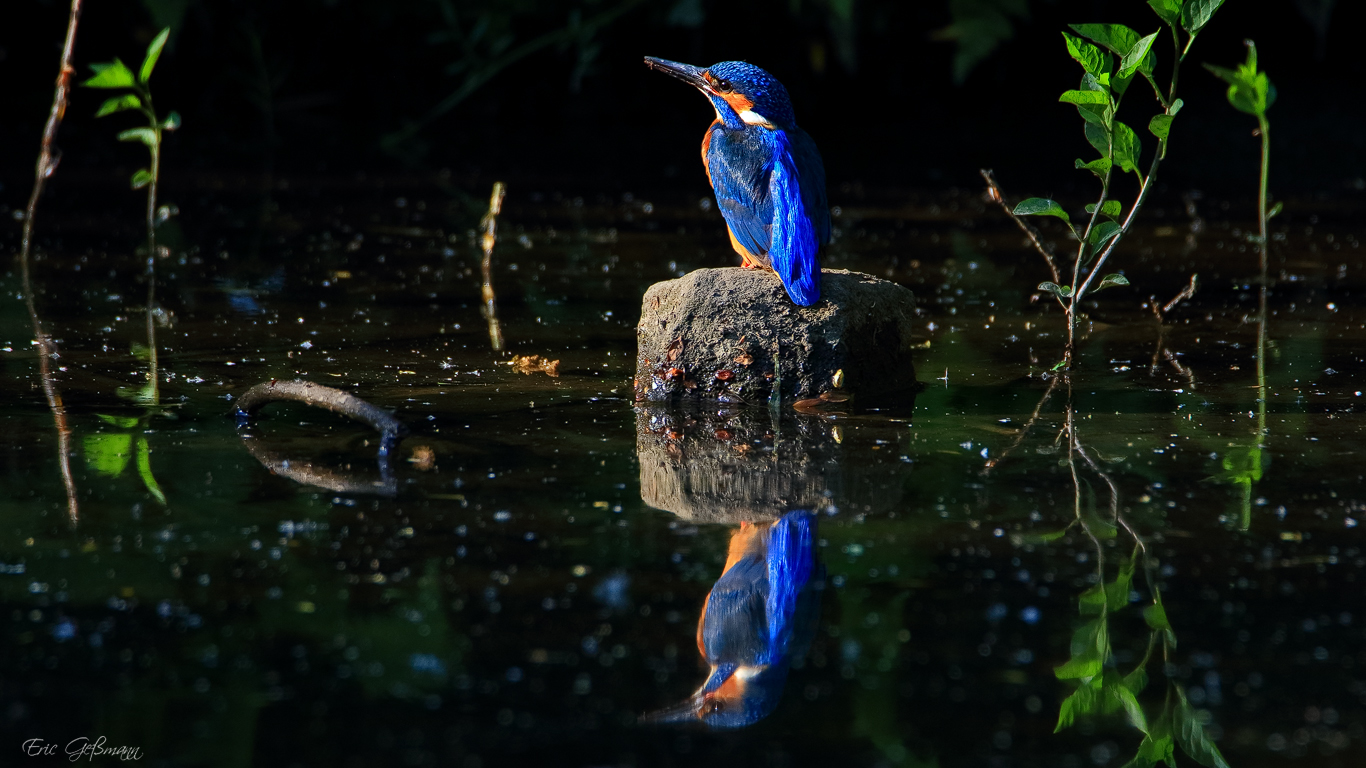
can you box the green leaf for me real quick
[1268,201,1283,219]
[1170,98,1185,116]
[1112,120,1142,175]
[97,413,140,429]
[1123,666,1150,697]
[1083,123,1110,160]
[1075,157,1112,179]
[1079,584,1108,617]
[95,94,142,118]
[1096,273,1131,291]
[163,111,182,131]
[1068,73,1115,126]
[1071,617,1109,660]
[1143,602,1171,631]
[1060,89,1110,105]
[1056,676,1104,732]
[1144,601,1179,648]
[116,382,159,406]
[131,169,154,190]
[1016,527,1071,545]
[1181,0,1225,35]
[140,27,171,83]
[1174,689,1231,767]
[1080,502,1118,540]
[1126,705,1177,768]
[1038,282,1074,299]
[1119,32,1160,79]
[83,433,133,477]
[135,436,167,505]
[1105,557,1136,609]
[1063,32,1108,78]
[1205,44,1274,117]
[83,60,136,89]
[1070,24,1141,57]
[1102,669,1150,733]
[1054,653,1103,680]
[1149,114,1175,140]
[1014,197,1071,222]
[1085,200,1123,218]
[117,127,158,147]
[1148,0,1183,27]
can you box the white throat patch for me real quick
[712,103,774,129]
[737,110,774,128]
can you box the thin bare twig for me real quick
[480,182,507,351]
[1161,273,1199,318]
[980,169,1061,284]
[18,0,84,526]
[1149,274,1198,387]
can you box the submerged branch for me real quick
[234,379,407,448]
[480,181,507,351]
[17,0,84,526]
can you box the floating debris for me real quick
[408,445,436,471]
[509,355,561,377]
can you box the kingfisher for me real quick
[645,57,830,306]
[642,510,822,728]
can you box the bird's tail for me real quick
[764,510,816,657]
[769,132,821,306]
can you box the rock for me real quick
[635,404,909,524]
[634,268,919,404]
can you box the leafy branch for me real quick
[1204,40,1276,532]
[985,0,1226,370]
[83,26,179,407]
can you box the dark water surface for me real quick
[3,182,1365,767]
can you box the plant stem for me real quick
[1257,118,1270,282]
[142,89,162,405]
[480,182,507,351]
[1251,117,1270,531]
[18,0,83,526]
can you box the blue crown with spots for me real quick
[708,61,797,128]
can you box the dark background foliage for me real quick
[2,0,1362,205]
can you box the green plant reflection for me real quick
[1045,387,1231,768]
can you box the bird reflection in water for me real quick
[644,510,822,728]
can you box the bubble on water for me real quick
[52,619,76,642]
[410,654,447,675]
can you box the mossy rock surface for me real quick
[633,268,919,404]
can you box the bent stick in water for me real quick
[17,0,84,525]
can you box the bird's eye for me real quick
[715,79,733,93]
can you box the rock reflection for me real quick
[636,404,907,522]
[643,510,822,728]
[639,405,853,728]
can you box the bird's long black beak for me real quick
[638,693,704,724]
[644,56,711,92]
